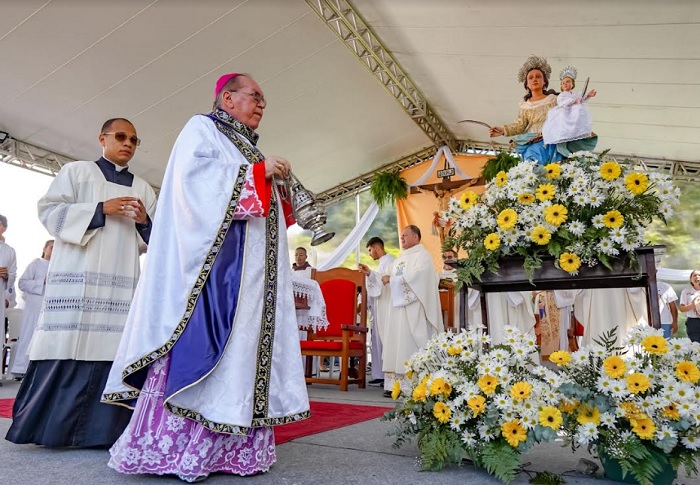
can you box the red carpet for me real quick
[0,398,13,419]
[274,400,392,445]
[0,398,392,442]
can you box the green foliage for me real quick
[369,171,408,208]
[481,152,521,181]
[417,426,464,471]
[601,441,666,485]
[480,440,522,483]
[529,471,566,485]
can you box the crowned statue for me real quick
[490,56,598,164]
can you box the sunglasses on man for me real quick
[102,132,141,147]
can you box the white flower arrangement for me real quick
[385,326,564,483]
[444,152,680,284]
[550,325,700,485]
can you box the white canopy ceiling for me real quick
[1,0,698,193]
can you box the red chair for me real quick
[300,268,367,391]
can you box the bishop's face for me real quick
[220,76,266,130]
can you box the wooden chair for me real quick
[300,267,367,391]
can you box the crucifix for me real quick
[410,160,482,243]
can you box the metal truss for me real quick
[317,139,700,205]
[0,137,72,177]
[305,0,456,149]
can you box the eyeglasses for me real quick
[102,132,141,147]
[228,90,266,106]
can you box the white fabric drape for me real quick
[316,201,379,270]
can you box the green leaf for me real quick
[529,471,566,485]
[369,171,408,208]
[481,440,522,484]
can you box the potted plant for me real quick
[480,151,520,182]
[369,171,408,208]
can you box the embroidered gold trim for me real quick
[101,164,248,405]
[252,192,279,419]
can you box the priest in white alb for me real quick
[6,118,156,448]
[358,236,396,386]
[11,239,53,378]
[381,225,443,396]
[575,288,648,347]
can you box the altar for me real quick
[460,246,662,332]
[292,275,329,332]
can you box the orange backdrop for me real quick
[396,154,490,271]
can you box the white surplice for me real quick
[29,161,157,361]
[366,253,396,380]
[487,292,536,342]
[11,257,49,375]
[0,240,17,329]
[382,244,442,386]
[104,115,308,430]
[575,288,648,347]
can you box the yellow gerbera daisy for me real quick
[599,161,622,181]
[602,210,624,229]
[641,335,668,355]
[661,403,680,421]
[412,382,428,402]
[432,401,452,424]
[549,350,572,366]
[501,420,527,448]
[531,226,551,245]
[544,163,562,179]
[518,193,535,205]
[577,405,601,426]
[539,406,563,430]
[429,377,452,397]
[544,204,568,226]
[620,401,644,420]
[484,233,501,251]
[460,191,479,210]
[602,355,627,378]
[625,172,649,195]
[391,380,401,400]
[447,345,463,356]
[477,374,499,395]
[497,208,518,230]
[558,400,579,413]
[675,361,700,384]
[626,373,651,394]
[559,252,581,274]
[495,171,508,187]
[467,395,486,417]
[510,381,533,402]
[535,183,556,201]
[631,416,656,440]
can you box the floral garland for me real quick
[443,151,680,284]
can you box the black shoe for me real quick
[368,379,384,387]
[382,390,392,398]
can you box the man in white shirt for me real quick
[358,236,395,387]
[655,254,678,339]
